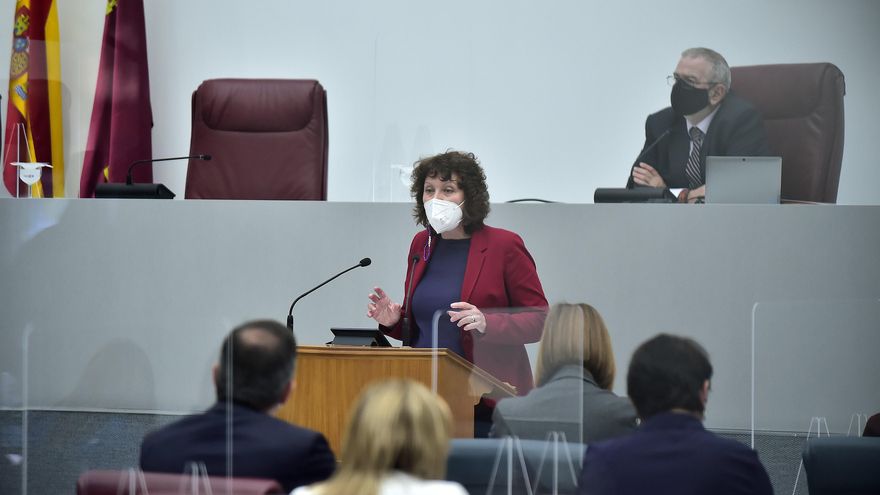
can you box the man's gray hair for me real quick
[681,47,731,89]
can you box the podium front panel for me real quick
[274,346,514,458]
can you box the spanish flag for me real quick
[79,0,152,198]
[3,0,65,198]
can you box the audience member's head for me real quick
[213,319,297,412]
[534,303,616,390]
[864,412,880,437]
[315,379,453,495]
[627,333,713,420]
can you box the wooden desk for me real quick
[274,345,515,457]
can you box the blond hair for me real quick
[534,303,616,390]
[311,379,453,495]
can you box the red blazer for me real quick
[382,224,548,395]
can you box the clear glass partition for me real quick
[0,202,285,493]
[4,210,877,494]
[1,280,585,493]
[751,299,880,495]
[429,305,591,494]
[9,320,227,493]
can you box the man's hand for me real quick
[687,185,706,203]
[632,163,667,188]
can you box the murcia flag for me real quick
[79,0,152,198]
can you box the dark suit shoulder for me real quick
[700,431,766,463]
[140,404,328,460]
[140,411,209,448]
[710,92,765,132]
[706,92,771,157]
[645,107,679,133]
[140,405,335,492]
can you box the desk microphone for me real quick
[634,128,673,165]
[95,154,212,199]
[126,154,211,185]
[400,255,419,346]
[286,258,372,332]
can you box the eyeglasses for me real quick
[667,74,721,88]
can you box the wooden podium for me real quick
[274,345,516,457]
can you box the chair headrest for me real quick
[730,63,845,119]
[76,469,284,495]
[195,78,321,132]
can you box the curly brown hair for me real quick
[410,151,490,234]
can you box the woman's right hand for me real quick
[367,287,402,327]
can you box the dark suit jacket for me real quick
[865,412,880,436]
[139,401,335,493]
[491,365,637,443]
[628,92,770,188]
[382,224,548,395]
[579,412,773,495]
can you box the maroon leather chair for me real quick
[184,79,328,200]
[730,63,845,203]
[76,469,284,495]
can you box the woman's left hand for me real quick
[448,302,486,334]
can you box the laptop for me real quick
[329,328,392,347]
[705,156,782,204]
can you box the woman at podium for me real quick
[367,150,548,398]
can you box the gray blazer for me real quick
[490,365,637,443]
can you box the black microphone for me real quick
[95,154,212,199]
[400,255,419,347]
[627,127,674,189]
[286,258,372,331]
[126,154,211,185]
[634,128,673,165]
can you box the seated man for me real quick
[579,334,773,495]
[139,320,335,492]
[628,47,770,202]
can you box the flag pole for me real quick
[13,123,32,198]
[15,124,23,198]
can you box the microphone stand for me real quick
[94,154,211,199]
[400,255,419,347]
[287,258,371,332]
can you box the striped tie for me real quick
[685,127,705,189]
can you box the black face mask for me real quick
[671,80,709,117]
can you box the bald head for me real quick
[215,320,297,411]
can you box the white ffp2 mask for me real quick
[424,198,464,234]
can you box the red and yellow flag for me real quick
[3,0,65,198]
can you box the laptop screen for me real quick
[705,156,782,204]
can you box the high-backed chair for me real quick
[184,79,328,200]
[446,438,586,495]
[76,469,284,495]
[802,436,880,495]
[729,63,845,203]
